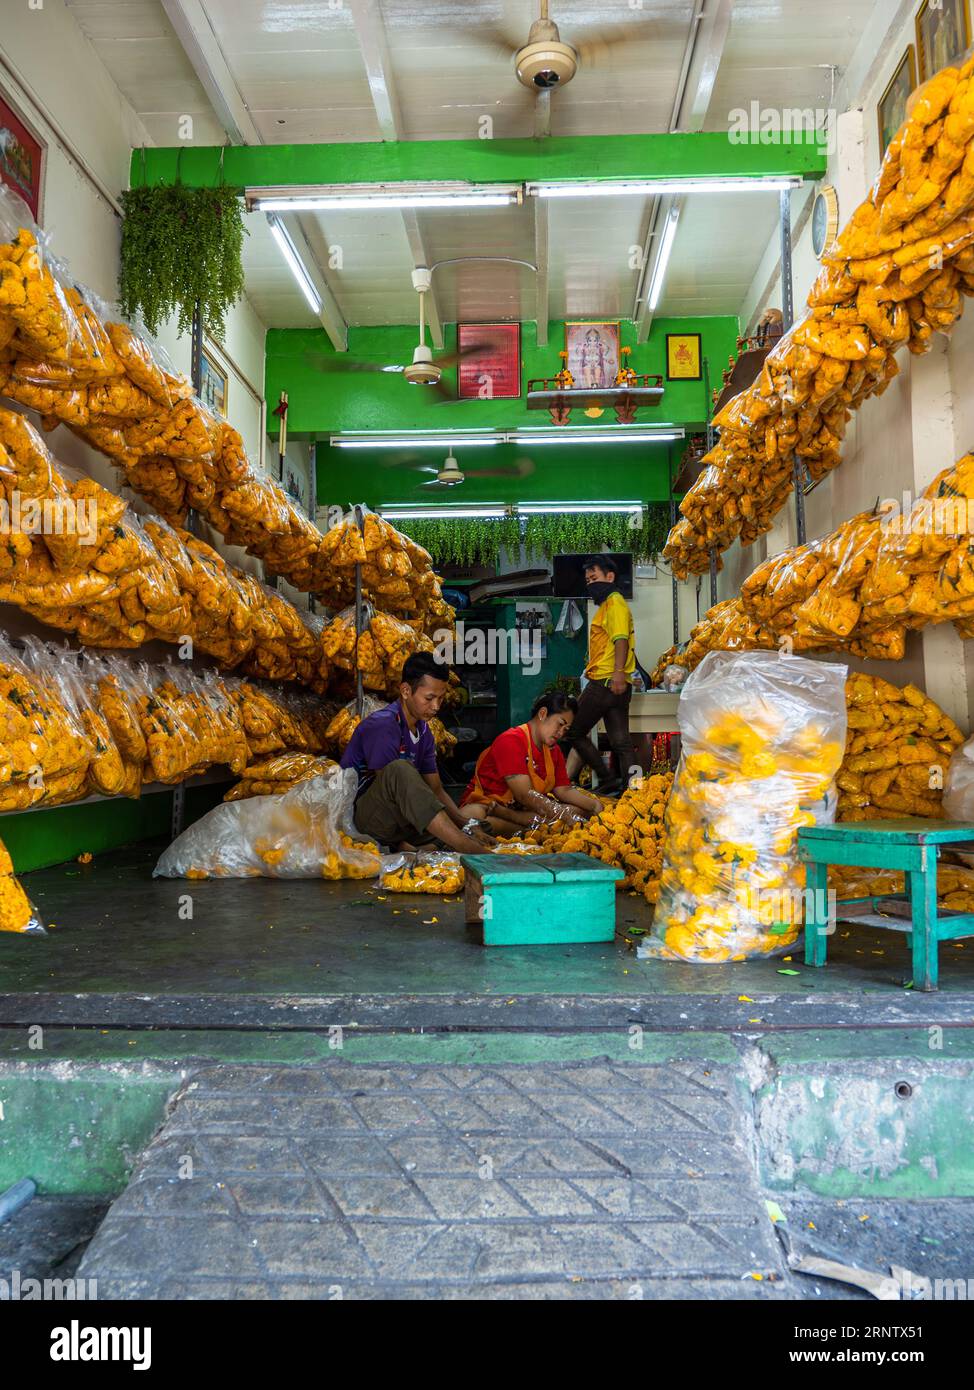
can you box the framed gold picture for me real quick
[200,339,229,418]
[878,46,918,156]
[564,321,620,388]
[665,332,701,381]
[916,0,971,82]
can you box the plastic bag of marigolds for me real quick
[641,650,847,963]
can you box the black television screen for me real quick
[553,552,634,599]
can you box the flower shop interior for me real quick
[3,0,974,1306]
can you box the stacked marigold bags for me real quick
[656,451,974,670]
[664,57,974,577]
[0,408,329,687]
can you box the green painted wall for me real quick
[265,315,738,508]
[2,784,227,875]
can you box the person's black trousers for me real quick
[563,679,636,783]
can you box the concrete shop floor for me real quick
[1,846,973,1299]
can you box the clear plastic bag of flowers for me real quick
[641,649,847,963]
[154,766,381,880]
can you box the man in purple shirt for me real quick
[341,652,494,853]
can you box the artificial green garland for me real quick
[118,184,247,339]
[397,504,670,571]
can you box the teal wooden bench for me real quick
[461,852,624,946]
[798,819,974,991]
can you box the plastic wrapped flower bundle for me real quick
[839,673,964,820]
[0,836,44,935]
[0,187,330,595]
[154,769,382,881]
[320,606,435,696]
[645,651,847,963]
[380,851,464,894]
[0,411,330,689]
[657,450,974,673]
[664,57,974,578]
[223,752,339,802]
[312,507,454,635]
[323,696,388,754]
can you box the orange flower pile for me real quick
[665,57,974,577]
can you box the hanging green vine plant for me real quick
[524,505,671,563]
[396,505,670,570]
[397,516,521,570]
[118,181,247,339]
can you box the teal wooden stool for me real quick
[461,852,624,946]
[798,819,974,991]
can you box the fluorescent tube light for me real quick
[266,215,321,314]
[381,507,508,521]
[529,177,803,198]
[252,183,520,212]
[648,206,681,313]
[330,435,502,449]
[330,429,683,449]
[518,503,643,515]
[511,431,682,445]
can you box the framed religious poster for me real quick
[457,323,521,399]
[916,0,971,82]
[0,88,45,221]
[666,332,702,381]
[564,321,621,388]
[878,46,918,156]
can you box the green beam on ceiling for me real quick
[130,132,827,189]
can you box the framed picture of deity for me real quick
[564,321,621,388]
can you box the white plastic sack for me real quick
[643,650,847,962]
[943,736,974,823]
[154,767,381,880]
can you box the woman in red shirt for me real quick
[460,691,602,831]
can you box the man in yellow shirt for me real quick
[563,555,637,795]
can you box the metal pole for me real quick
[670,497,679,645]
[354,505,364,718]
[709,547,718,608]
[779,188,794,332]
[308,440,318,616]
[702,356,715,451]
[188,301,203,538]
[778,187,807,546]
[171,783,185,840]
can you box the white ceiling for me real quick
[67,0,881,331]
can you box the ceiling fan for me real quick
[305,270,490,401]
[460,2,650,106]
[381,455,537,489]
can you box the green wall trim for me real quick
[130,133,827,190]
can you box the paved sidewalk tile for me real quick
[78,1059,787,1299]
